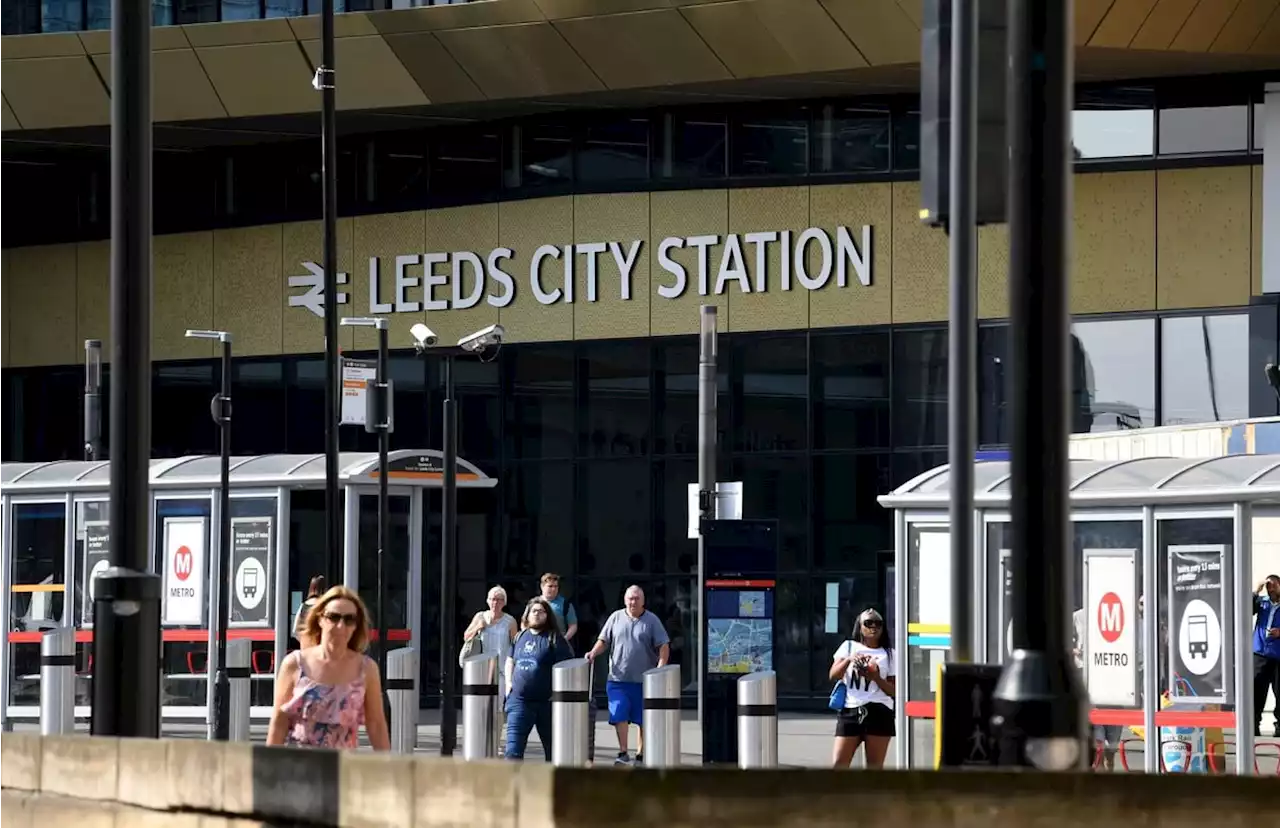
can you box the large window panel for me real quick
[431,128,501,202]
[658,458,698,576]
[730,107,810,177]
[580,341,651,458]
[579,459,651,577]
[505,344,575,460]
[1072,318,1156,433]
[1159,105,1248,156]
[893,328,948,448]
[286,359,325,454]
[11,367,82,462]
[812,331,890,450]
[813,105,890,174]
[232,361,285,456]
[1160,314,1249,426]
[153,363,218,458]
[1073,87,1153,159]
[367,132,428,209]
[512,123,574,190]
[453,357,501,463]
[813,454,893,571]
[503,461,574,580]
[978,325,1010,446]
[579,117,650,184]
[893,110,920,170]
[658,112,726,180]
[731,333,807,453]
[656,337,729,457]
[732,454,809,572]
[771,577,812,696]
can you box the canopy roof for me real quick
[878,454,1280,511]
[1,450,497,494]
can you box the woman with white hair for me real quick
[463,585,518,753]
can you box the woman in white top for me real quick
[830,607,896,769]
[463,585,518,753]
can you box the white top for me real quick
[832,641,896,710]
[477,611,517,696]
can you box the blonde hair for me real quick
[487,585,508,603]
[303,585,371,653]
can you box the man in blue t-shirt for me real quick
[505,598,574,760]
[1252,575,1280,737]
[540,572,578,644]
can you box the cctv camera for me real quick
[410,323,438,352]
[457,324,505,354]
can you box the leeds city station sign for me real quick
[288,225,873,317]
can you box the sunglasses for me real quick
[323,612,358,627]
[861,619,883,629]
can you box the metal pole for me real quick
[390,647,421,755]
[947,0,977,664]
[319,0,341,592]
[440,354,459,755]
[1232,502,1255,776]
[40,627,74,735]
[94,0,161,739]
[736,671,777,769]
[992,0,1087,770]
[642,664,682,767]
[1141,507,1159,774]
[84,340,103,462]
[212,334,232,741]
[461,652,498,760]
[696,305,718,731]
[376,321,391,729]
[227,638,251,743]
[551,658,591,767]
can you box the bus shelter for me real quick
[0,450,496,728]
[878,455,1280,776]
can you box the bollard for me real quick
[227,639,251,742]
[40,627,74,735]
[461,652,498,760]
[551,658,590,767]
[642,664,681,768]
[737,671,778,769]
[388,648,419,754]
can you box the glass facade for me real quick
[2,309,1267,704]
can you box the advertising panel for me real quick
[1083,549,1138,707]
[162,517,207,626]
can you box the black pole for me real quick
[376,322,392,726]
[991,0,1088,769]
[212,335,232,741]
[440,354,458,755]
[84,339,103,462]
[93,0,161,739]
[319,0,341,590]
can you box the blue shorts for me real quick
[606,680,643,725]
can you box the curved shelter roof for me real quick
[878,454,1280,511]
[1,450,497,495]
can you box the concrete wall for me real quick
[2,733,1277,828]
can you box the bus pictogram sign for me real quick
[174,545,193,581]
[1097,591,1124,644]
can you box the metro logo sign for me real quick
[1097,592,1124,644]
[173,546,193,581]
[162,518,205,626]
[1084,551,1138,707]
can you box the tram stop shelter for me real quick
[878,455,1280,776]
[0,450,496,729]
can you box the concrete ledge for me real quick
[0,732,42,791]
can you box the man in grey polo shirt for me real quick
[585,585,670,765]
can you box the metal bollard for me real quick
[642,664,681,768]
[40,627,74,735]
[551,658,590,767]
[737,671,778,769]
[388,648,419,754]
[461,652,498,760]
[227,639,251,742]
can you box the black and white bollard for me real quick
[227,639,251,742]
[40,627,75,735]
[388,647,419,754]
[737,671,778,769]
[643,664,682,768]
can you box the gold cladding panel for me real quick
[1212,0,1280,52]
[535,0,673,18]
[2,98,21,131]
[649,190,729,337]
[1090,0,1159,48]
[3,33,86,59]
[1130,0,1200,50]
[213,225,284,356]
[573,193,651,340]
[351,211,427,351]
[91,50,227,122]
[890,181,948,323]
[2,56,109,130]
[382,33,483,104]
[196,43,318,118]
[552,10,732,90]
[727,186,810,333]
[2,250,9,367]
[682,0,867,78]
[299,36,429,111]
[1251,4,1280,51]
[744,0,868,74]
[280,220,356,355]
[819,0,920,66]
[498,197,575,343]
[182,19,296,47]
[422,203,501,347]
[7,244,78,367]
[894,0,923,28]
[977,223,1010,320]
[1075,0,1115,44]
[807,183,892,328]
[1156,166,1251,309]
[75,241,110,356]
[1169,0,1241,51]
[288,12,379,40]
[435,23,604,100]
[1253,165,1263,296]
[154,233,216,360]
[1073,171,1155,314]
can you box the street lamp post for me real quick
[84,340,104,462]
[186,329,232,741]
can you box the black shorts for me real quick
[835,702,895,738]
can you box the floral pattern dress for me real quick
[282,651,369,749]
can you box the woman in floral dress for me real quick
[267,585,390,750]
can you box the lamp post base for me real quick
[91,568,162,738]
[991,648,1090,770]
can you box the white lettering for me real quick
[837,225,872,287]
[610,240,642,301]
[531,245,562,305]
[578,242,607,303]
[715,234,751,295]
[486,248,515,308]
[368,257,393,314]
[394,254,422,312]
[794,228,832,290]
[1099,602,1122,633]
[422,252,449,311]
[687,235,718,296]
[744,231,777,293]
[657,237,687,299]
[563,245,575,304]
[452,251,484,310]
[780,230,792,290]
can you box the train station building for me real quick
[2,0,1279,712]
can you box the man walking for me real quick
[1253,575,1280,737]
[585,585,670,765]
[540,573,578,645]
